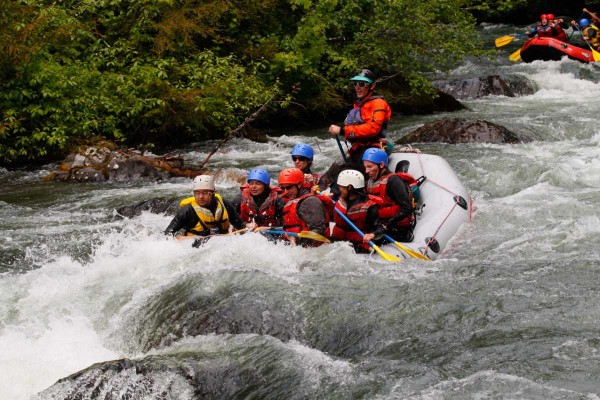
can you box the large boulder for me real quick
[432,74,536,99]
[397,117,528,144]
[43,141,246,184]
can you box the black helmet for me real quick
[350,68,376,84]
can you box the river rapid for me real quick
[2,24,600,399]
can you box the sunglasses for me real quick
[292,156,309,162]
[352,81,370,88]
[280,185,294,190]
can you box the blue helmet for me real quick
[247,168,270,185]
[291,143,314,160]
[580,18,590,27]
[362,148,388,166]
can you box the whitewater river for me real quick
[2,24,600,399]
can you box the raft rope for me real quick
[397,146,473,256]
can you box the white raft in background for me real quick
[378,149,472,261]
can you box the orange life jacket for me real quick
[367,172,415,229]
[344,94,391,154]
[332,196,378,251]
[282,193,332,244]
[239,187,280,227]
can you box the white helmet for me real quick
[192,175,215,191]
[337,169,364,189]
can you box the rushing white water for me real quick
[2,28,600,398]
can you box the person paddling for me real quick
[278,168,333,247]
[232,168,285,231]
[331,169,384,253]
[164,175,244,243]
[363,149,416,242]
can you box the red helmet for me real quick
[278,168,304,186]
[540,14,548,20]
[547,13,555,20]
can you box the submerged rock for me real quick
[432,74,536,99]
[397,117,527,144]
[115,198,179,219]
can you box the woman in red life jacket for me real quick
[362,148,416,242]
[529,14,568,41]
[331,169,384,253]
[290,143,322,190]
[279,168,333,247]
[232,168,285,231]
[327,69,392,171]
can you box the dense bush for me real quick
[1,0,480,165]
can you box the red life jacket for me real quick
[239,187,280,227]
[283,193,332,239]
[367,172,415,229]
[537,24,553,37]
[552,24,568,41]
[332,196,378,251]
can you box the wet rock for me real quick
[37,356,255,400]
[43,141,241,183]
[129,275,306,352]
[115,198,179,219]
[432,74,536,99]
[107,157,170,182]
[397,117,527,144]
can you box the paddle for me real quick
[332,207,401,262]
[574,24,600,62]
[382,233,430,261]
[509,49,521,62]
[495,30,534,48]
[263,230,331,243]
[335,134,348,164]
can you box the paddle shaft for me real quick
[333,207,401,262]
[335,134,348,164]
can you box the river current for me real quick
[2,24,600,399]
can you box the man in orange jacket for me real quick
[328,68,392,170]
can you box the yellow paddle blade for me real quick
[391,241,431,261]
[372,244,402,262]
[509,49,521,62]
[495,35,516,47]
[592,48,600,62]
[297,230,330,243]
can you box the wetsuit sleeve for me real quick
[222,199,246,230]
[343,98,391,141]
[164,205,198,236]
[386,175,414,222]
[231,193,243,214]
[297,196,327,235]
[365,205,385,238]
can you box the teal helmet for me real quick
[350,69,375,84]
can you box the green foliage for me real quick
[0,0,479,165]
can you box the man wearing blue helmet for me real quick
[571,17,599,49]
[291,143,322,190]
[328,68,392,169]
[232,168,285,230]
[362,148,415,242]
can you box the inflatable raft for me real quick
[519,37,594,63]
[376,149,472,261]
